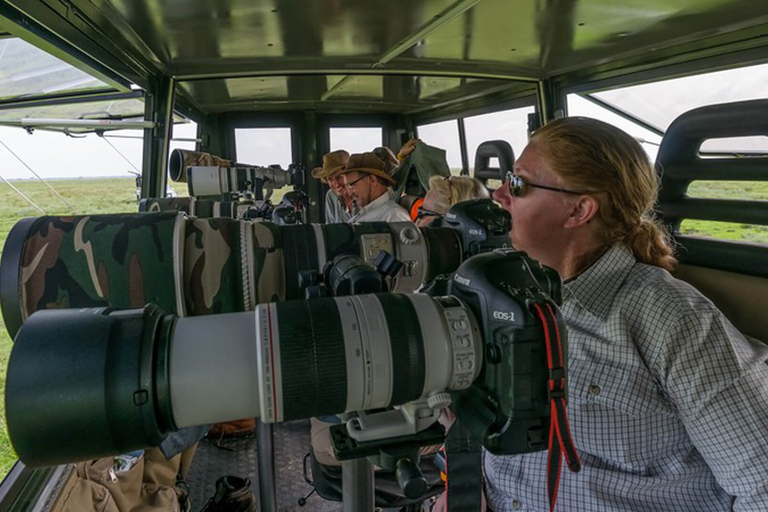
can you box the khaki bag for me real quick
[51,445,197,512]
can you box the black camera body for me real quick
[271,189,309,225]
[438,249,565,455]
[434,199,512,258]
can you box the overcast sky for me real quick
[0,123,197,180]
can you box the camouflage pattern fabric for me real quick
[183,217,245,316]
[140,197,196,215]
[18,213,182,322]
[10,213,294,326]
[250,222,285,304]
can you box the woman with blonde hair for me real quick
[478,117,768,511]
[415,175,490,226]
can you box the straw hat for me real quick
[342,152,396,186]
[311,150,350,180]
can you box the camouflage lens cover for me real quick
[140,197,196,215]
[183,217,245,316]
[15,213,182,330]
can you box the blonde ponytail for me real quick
[626,218,677,272]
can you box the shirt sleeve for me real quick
[658,308,768,511]
[384,205,412,223]
[324,191,337,223]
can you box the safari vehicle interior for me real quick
[0,0,767,511]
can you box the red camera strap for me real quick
[531,302,581,512]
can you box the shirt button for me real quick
[511,499,522,509]
[589,384,601,396]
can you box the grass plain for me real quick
[0,177,766,478]
[0,178,138,476]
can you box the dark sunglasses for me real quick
[416,206,441,219]
[505,171,586,197]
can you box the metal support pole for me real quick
[342,458,375,512]
[457,117,469,175]
[302,111,322,223]
[141,75,175,198]
[256,421,278,511]
[0,172,45,214]
[536,79,567,126]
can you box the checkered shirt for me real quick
[484,243,768,512]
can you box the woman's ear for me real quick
[564,195,599,229]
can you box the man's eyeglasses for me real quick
[345,174,367,189]
[505,171,586,197]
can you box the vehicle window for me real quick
[0,38,108,100]
[416,120,462,174]
[567,94,662,162]
[464,106,535,172]
[687,180,768,201]
[679,219,768,246]
[589,62,768,135]
[234,127,293,167]
[699,136,768,155]
[329,127,382,155]
[682,177,768,246]
[0,98,148,127]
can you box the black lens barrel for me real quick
[0,217,38,339]
[421,227,463,282]
[275,299,348,421]
[6,306,171,467]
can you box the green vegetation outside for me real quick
[679,180,768,245]
[0,177,765,479]
[0,178,138,476]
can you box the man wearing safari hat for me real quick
[342,152,411,223]
[311,149,354,223]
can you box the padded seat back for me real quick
[674,265,768,345]
[473,140,514,186]
[656,99,768,345]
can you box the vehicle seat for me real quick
[473,140,514,187]
[655,99,768,345]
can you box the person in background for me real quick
[398,137,420,162]
[311,150,355,223]
[372,146,400,176]
[341,152,411,223]
[479,116,768,511]
[415,175,490,227]
[373,139,420,186]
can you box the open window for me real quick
[415,120,462,174]
[329,127,383,155]
[234,127,293,168]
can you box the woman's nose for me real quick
[492,185,510,205]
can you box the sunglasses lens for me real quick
[507,174,523,197]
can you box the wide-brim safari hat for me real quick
[311,149,350,179]
[342,152,396,186]
[372,146,399,174]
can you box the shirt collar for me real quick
[356,189,392,215]
[562,243,636,319]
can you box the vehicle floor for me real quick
[187,420,341,512]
